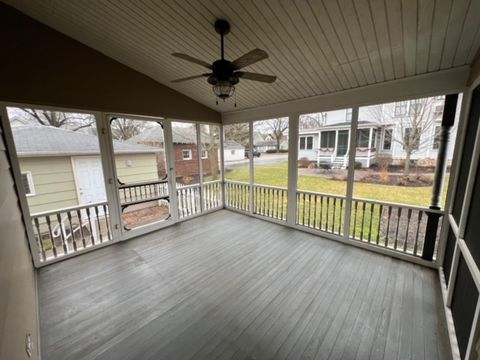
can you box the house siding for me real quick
[19,153,158,214]
[298,133,319,161]
[173,145,215,182]
[115,154,159,183]
[19,156,78,214]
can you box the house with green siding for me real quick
[12,126,160,214]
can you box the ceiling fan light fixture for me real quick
[212,81,235,100]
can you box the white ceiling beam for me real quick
[222,66,469,123]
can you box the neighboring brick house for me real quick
[128,126,219,184]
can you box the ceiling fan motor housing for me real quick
[208,59,240,85]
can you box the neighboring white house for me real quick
[299,97,458,168]
[223,140,245,161]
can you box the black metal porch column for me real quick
[422,94,458,260]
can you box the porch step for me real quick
[331,157,347,169]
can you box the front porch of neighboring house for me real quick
[299,122,379,169]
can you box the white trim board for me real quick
[222,67,469,123]
[439,267,462,360]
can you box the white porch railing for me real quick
[31,179,442,263]
[31,201,112,262]
[176,180,223,218]
[349,197,443,258]
[225,180,443,260]
[253,184,287,220]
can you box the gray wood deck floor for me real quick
[38,210,450,360]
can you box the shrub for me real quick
[307,162,317,169]
[266,149,277,153]
[354,161,363,169]
[359,170,375,182]
[417,174,434,185]
[396,176,407,186]
[181,175,194,184]
[379,169,390,183]
[331,170,348,181]
[376,156,393,171]
[417,158,436,167]
[279,149,288,153]
[298,157,311,168]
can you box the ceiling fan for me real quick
[171,19,276,105]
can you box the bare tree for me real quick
[224,123,250,146]
[18,108,95,131]
[200,125,220,180]
[260,117,289,152]
[299,112,328,129]
[367,97,438,174]
[110,118,147,140]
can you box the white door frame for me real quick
[105,114,176,241]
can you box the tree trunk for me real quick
[404,151,411,175]
[276,137,281,152]
[208,148,219,180]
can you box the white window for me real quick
[320,131,335,148]
[346,108,352,121]
[182,149,192,160]
[299,136,313,150]
[356,129,370,148]
[404,128,419,150]
[21,171,35,196]
[394,102,407,116]
[201,149,208,159]
[432,126,441,149]
[383,128,393,150]
[433,104,444,118]
[409,102,422,116]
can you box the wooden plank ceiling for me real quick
[6,0,480,112]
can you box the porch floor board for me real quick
[38,210,450,360]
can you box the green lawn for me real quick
[225,162,447,207]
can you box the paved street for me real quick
[225,153,288,168]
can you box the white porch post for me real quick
[220,123,226,208]
[163,120,179,223]
[317,131,321,166]
[196,123,204,212]
[334,130,339,164]
[249,120,254,214]
[367,127,373,168]
[287,113,299,226]
[344,107,359,240]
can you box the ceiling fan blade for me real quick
[171,53,212,69]
[231,49,269,69]
[236,71,277,83]
[171,74,211,83]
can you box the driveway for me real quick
[225,153,288,168]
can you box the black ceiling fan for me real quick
[171,19,276,104]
